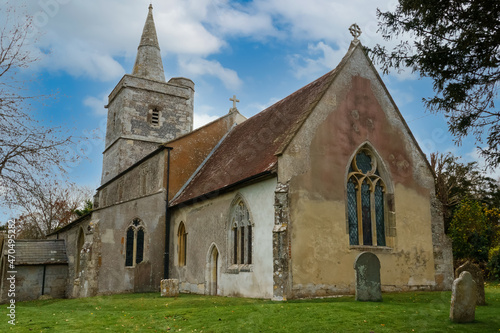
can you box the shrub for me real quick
[488,246,500,281]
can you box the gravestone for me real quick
[455,261,485,305]
[160,279,179,297]
[450,271,476,323]
[354,252,382,301]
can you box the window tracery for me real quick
[125,218,145,266]
[230,198,253,267]
[347,149,387,246]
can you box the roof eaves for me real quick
[46,212,92,237]
[171,170,276,208]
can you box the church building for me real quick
[39,5,453,300]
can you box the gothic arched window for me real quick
[347,148,387,246]
[125,218,146,267]
[230,198,253,266]
[177,222,187,267]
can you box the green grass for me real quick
[2,283,500,332]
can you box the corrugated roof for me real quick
[12,240,68,265]
[170,43,359,206]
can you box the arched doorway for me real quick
[207,245,219,295]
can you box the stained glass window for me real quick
[178,222,187,266]
[125,228,134,267]
[356,151,372,174]
[375,182,386,246]
[125,219,146,267]
[347,149,388,247]
[347,179,358,245]
[136,228,144,264]
[361,181,372,245]
[231,198,253,266]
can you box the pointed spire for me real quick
[132,4,166,82]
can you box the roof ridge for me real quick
[161,110,245,145]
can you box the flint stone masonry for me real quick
[102,74,194,183]
[455,261,485,306]
[354,252,382,302]
[450,271,476,323]
[161,279,179,297]
[273,182,290,301]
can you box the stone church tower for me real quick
[101,5,194,183]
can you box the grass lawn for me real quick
[1,283,499,332]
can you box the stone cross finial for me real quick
[230,95,240,109]
[349,23,362,40]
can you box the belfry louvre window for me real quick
[347,149,387,246]
[230,199,253,265]
[151,108,160,125]
[125,218,146,267]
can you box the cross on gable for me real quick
[349,23,362,40]
[230,95,240,109]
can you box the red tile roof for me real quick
[170,43,358,206]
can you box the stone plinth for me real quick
[160,279,179,297]
[450,271,476,323]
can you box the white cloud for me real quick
[289,41,347,79]
[207,4,278,38]
[84,95,108,116]
[38,40,126,81]
[19,0,226,81]
[194,112,219,129]
[466,148,500,180]
[387,87,415,108]
[179,57,242,90]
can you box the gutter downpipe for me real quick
[163,147,173,280]
[41,265,47,295]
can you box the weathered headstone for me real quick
[450,271,476,323]
[160,279,179,297]
[455,261,485,305]
[354,252,382,302]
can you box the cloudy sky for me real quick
[3,0,499,214]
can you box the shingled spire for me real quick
[132,4,166,82]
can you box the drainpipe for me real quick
[164,147,173,280]
[41,265,47,295]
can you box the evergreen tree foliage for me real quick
[371,0,500,166]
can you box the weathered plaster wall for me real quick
[278,45,452,298]
[170,178,276,299]
[97,152,165,209]
[93,152,166,295]
[9,265,68,302]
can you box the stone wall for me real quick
[96,151,164,209]
[47,215,99,298]
[102,75,194,183]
